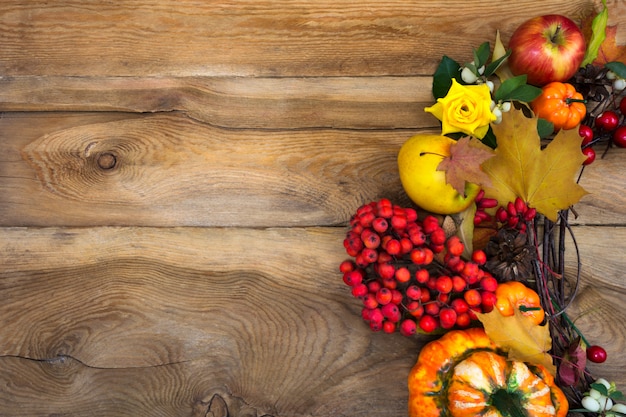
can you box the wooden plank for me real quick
[0,112,415,227]
[1,112,624,227]
[0,0,611,78]
[0,75,432,129]
[0,226,624,415]
[0,226,424,416]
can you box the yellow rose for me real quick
[425,78,496,139]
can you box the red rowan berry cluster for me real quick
[340,199,499,336]
[473,189,498,226]
[494,197,537,232]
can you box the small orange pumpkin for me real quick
[408,328,568,417]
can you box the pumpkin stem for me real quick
[491,389,526,417]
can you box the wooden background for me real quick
[0,1,624,416]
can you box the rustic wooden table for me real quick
[1,1,624,416]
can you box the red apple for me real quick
[508,14,586,86]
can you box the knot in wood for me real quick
[97,152,117,170]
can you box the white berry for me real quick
[461,67,478,84]
[582,396,602,412]
[611,403,626,414]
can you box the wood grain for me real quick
[0,227,425,416]
[0,0,608,78]
[0,76,432,129]
[2,112,416,227]
[1,225,624,415]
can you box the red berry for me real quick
[368,307,384,324]
[582,147,596,165]
[496,206,509,223]
[343,270,363,286]
[410,247,434,265]
[372,217,388,233]
[506,201,517,217]
[452,275,467,293]
[375,288,392,305]
[523,207,537,222]
[368,280,381,294]
[578,124,594,146]
[419,315,438,333]
[384,238,401,256]
[446,236,465,257]
[415,268,429,284]
[377,204,393,219]
[613,126,626,148]
[405,208,418,222]
[381,303,401,322]
[351,283,368,298]
[399,237,414,254]
[382,320,396,334]
[430,228,446,245]
[472,250,487,265]
[439,308,458,329]
[361,248,378,264]
[514,197,527,215]
[455,312,471,328]
[477,197,498,209]
[369,321,383,331]
[394,267,411,283]
[451,298,469,314]
[586,345,607,363]
[423,302,440,316]
[400,319,417,336]
[362,293,378,309]
[435,275,453,294]
[422,215,440,234]
[480,276,498,292]
[358,211,376,228]
[391,289,404,305]
[406,301,424,318]
[391,214,408,230]
[339,260,355,273]
[464,289,482,307]
[480,291,497,312]
[406,285,422,301]
[462,262,479,280]
[377,263,395,280]
[377,251,392,264]
[596,110,619,131]
[382,278,397,290]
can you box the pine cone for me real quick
[569,64,611,103]
[484,228,536,283]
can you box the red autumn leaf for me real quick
[437,136,495,195]
[581,13,626,65]
[594,24,626,65]
[558,337,587,386]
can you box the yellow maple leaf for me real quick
[476,308,556,374]
[480,109,589,222]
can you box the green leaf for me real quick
[481,126,497,149]
[609,390,625,401]
[433,55,461,99]
[507,85,543,103]
[536,118,554,139]
[484,50,511,77]
[591,382,610,396]
[581,0,608,67]
[474,42,491,68]
[495,75,527,101]
[606,61,626,79]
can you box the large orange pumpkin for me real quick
[408,328,568,417]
